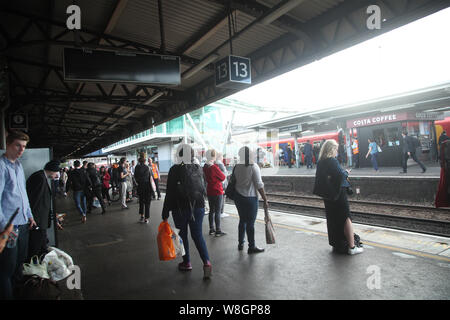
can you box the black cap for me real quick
[44,160,61,172]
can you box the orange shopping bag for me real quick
[157,221,176,261]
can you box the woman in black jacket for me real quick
[134,154,153,224]
[313,140,363,255]
[162,144,212,279]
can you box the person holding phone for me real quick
[26,160,61,259]
[0,130,37,300]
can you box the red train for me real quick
[256,116,450,167]
[258,131,345,166]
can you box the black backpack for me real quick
[176,163,206,213]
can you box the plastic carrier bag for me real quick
[172,230,185,257]
[42,247,74,281]
[157,221,176,261]
[23,255,50,279]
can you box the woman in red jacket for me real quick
[100,166,111,205]
[203,149,226,237]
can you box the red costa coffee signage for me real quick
[347,113,409,128]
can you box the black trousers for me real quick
[138,183,152,219]
[28,228,48,260]
[87,186,106,211]
[352,153,360,168]
[402,152,426,172]
[101,186,111,202]
[0,224,29,299]
[152,179,161,199]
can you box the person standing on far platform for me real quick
[287,146,293,168]
[351,137,360,169]
[365,138,380,172]
[313,139,363,255]
[400,131,426,174]
[303,140,313,169]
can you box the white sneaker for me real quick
[348,246,364,255]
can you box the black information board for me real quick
[64,48,181,85]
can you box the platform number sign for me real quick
[215,55,251,89]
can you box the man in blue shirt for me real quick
[0,130,36,299]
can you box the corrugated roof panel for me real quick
[256,0,344,23]
[113,0,225,54]
[187,11,287,60]
[110,0,161,49]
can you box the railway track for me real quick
[264,193,450,237]
[159,184,450,237]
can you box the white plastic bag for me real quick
[172,231,185,257]
[42,247,74,281]
[23,255,50,279]
[92,197,101,208]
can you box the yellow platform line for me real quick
[226,212,450,263]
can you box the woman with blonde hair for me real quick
[313,140,363,255]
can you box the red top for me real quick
[102,171,111,189]
[203,163,226,196]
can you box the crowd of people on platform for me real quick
[63,155,162,223]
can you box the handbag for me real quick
[346,178,353,196]
[224,166,237,201]
[264,207,276,244]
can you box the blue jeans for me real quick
[208,195,223,231]
[234,192,258,248]
[174,208,210,264]
[370,153,379,171]
[74,190,87,216]
[0,224,29,299]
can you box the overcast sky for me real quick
[230,6,450,115]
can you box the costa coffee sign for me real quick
[347,113,408,128]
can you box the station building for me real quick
[247,82,450,168]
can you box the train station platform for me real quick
[258,161,441,177]
[55,193,450,301]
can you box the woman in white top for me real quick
[233,146,268,254]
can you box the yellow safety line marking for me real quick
[225,212,450,262]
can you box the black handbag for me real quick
[346,178,353,195]
[224,166,236,201]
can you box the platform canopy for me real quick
[1,0,448,158]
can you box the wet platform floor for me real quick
[56,194,450,300]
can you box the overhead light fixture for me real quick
[260,0,306,25]
[144,91,165,105]
[182,53,220,80]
